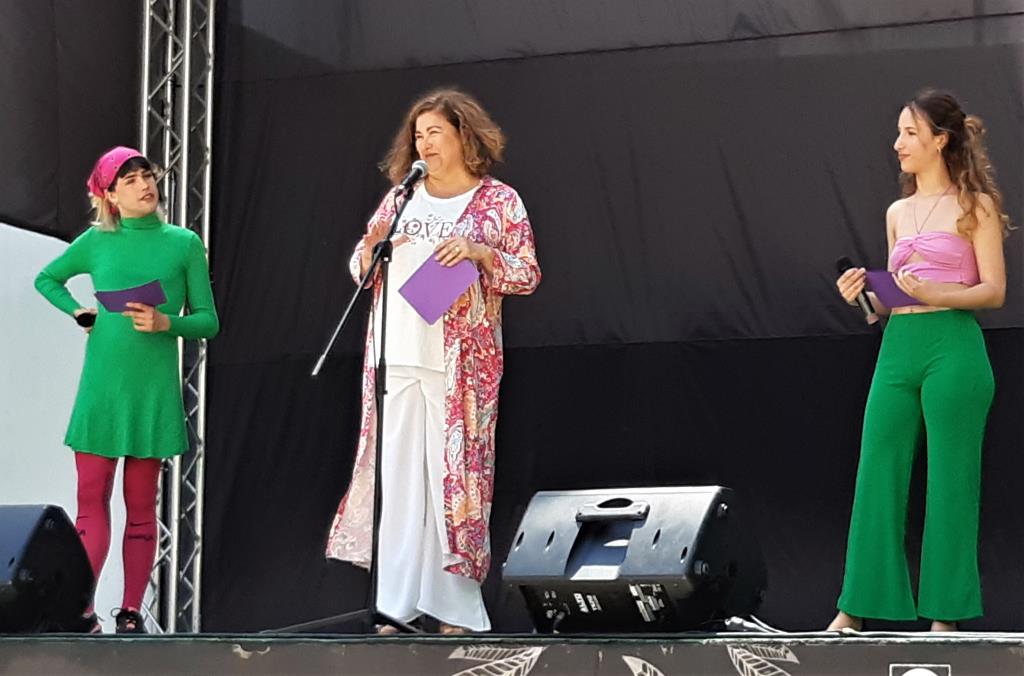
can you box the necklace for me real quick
[913,184,953,234]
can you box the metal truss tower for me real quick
[139,0,215,633]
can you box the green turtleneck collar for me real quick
[119,212,163,230]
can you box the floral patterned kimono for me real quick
[326,176,541,582]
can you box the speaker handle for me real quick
[576,500,650,522]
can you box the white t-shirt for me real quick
[372,184,479,371]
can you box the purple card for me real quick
[95,280,167,312]
[398,257,478,325]
[865,270,922,308]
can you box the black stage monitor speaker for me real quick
[0,505,94,632]
[502,486,767,632]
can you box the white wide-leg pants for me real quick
[375,365,491,631]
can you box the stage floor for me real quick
[2,632,1023,675]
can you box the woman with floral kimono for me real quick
[326,89,541,633]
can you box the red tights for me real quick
[74,452,161,612]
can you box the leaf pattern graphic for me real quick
[741,645,799,664]
[449,646,545,676]
[622,655,667,676]
[727,647,794,676]
[449,646,539,663]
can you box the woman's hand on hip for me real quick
[435,236,488,267]
[73,307,98,334]
[836,267,866,306]
[123,302,170,333]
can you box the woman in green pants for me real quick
[830,90,1010,632]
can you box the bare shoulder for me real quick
[968,192,1005,240]
[886,197,909,220]
[973,192,997,215]
[886,198,909,234]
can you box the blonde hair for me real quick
[90,194,120,231]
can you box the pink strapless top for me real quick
[889,231,979,285]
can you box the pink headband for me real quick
[86,146,144,199]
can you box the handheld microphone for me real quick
[75,311,96,328]
[395,160,429,196]
[836,256,879,325]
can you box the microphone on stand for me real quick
[836,256,879,325]
[395,160,429,197]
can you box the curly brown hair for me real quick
[382,88,506,185]
[900,88,1011,237]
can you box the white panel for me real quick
[0,223,151,633]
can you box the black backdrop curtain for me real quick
[204,1,1024,632]
[0,0,140,240]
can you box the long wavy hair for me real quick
[90,156,162,231]
[382,88,506,185]
[900,89,1011,237]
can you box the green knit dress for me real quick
[35,213,219,458]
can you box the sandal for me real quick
[114,608,147,634]
[826,611,862,633]
[439,622,469,635]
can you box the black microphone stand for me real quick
[272,185,419,634]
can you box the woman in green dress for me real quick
[35,146,219,633]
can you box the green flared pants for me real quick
[838,310,994,621]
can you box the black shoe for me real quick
[76,612,102,634]
[114,608,146,634]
